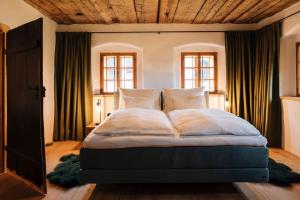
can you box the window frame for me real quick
[181,52,218,92]
[100,52,137,95]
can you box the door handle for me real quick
[28,86,39,97]
[41,86,46,98]
[27,86,46,98]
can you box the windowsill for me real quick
[94,94,114,97]
[209,91,225,95]
[280,96,300,102]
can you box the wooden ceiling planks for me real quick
[198,0,228,24]
[134,0,159,23]
[222,0,262,23]
[208,0,243,23]
[50,0,91,23]
[91,0,118,24]
[249,0,300,23]
[71,0,104,23]
[24,0,300,24]
[24,0,74,24]
[159,0,179,23]
[172,0,206,23]
[235,0,282,23]
[193,0,221,24]
[109,0,137,23]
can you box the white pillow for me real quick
[171,95,206,110]
[163,87,206,112]
[122,96,156,109]
[119,88,161,110]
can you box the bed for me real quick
[80,89,269,184]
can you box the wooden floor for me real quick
[0,141,300,200]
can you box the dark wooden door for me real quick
[6,18,47,193]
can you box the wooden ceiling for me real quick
[24,0,300,24]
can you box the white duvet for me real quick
[93,108,176,137]
[168,109,260,136]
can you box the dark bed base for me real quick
[80,146,269,184]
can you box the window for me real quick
[181,52,217,92]
[297,43,300,96]
[100,53,137,94]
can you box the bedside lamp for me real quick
[96,98,101,125]
[225,97,230,111]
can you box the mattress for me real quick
[83,132,268,149]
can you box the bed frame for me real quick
[80,146,269,183]
[80,91,269,184]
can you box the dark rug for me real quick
[47,154,300,188]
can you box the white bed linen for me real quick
[168,109,260,136]
[83,132,267,149]
[93,108,176,137]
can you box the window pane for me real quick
[105,81,116,92]
[210,80,215,91]
[122,81,133,89]
[184,57,193,67]
[201,68,210,79]
[125,56,133,67]
[201,56,214,67]
[185,68,193,79]
[184,56,197,67]
[105,56,116,68]
[210,68,214,79]
[121,68,133,80]
[104,69,115,80]
[202,57,210,67]
[185,80,194,89]
[120,56,133,67]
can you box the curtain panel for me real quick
[225,23,281,147]
[54,32,93,141]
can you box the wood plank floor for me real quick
[236,148,300,200]
[0,141,300,200]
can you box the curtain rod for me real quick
[91,30,224,34]
[90,10,300,34]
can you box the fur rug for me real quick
[47,154,300,188]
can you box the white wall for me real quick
[88,32,226,122]
[279,10,300,156]
[282,98,300,157]
[91,32,225,89]
[0,0,57,144]
[280,12,300,96]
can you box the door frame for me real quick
[0,27,5,174]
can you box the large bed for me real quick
[80,89,269,184]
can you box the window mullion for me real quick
[116,55,120,90]
[198,53,201,88]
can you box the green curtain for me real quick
[54,32,93,141]
[225,23,282,147]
